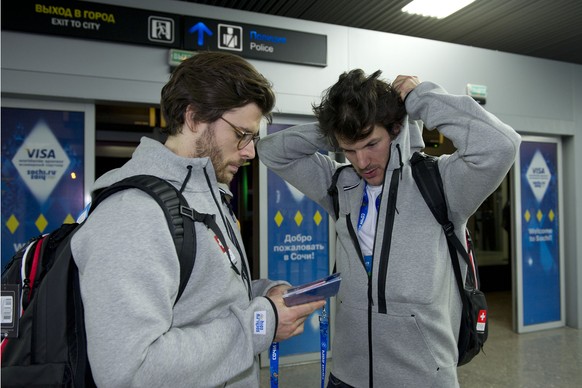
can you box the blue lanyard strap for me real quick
[357,185,370,230]
[319,306,329,388]
[269,307,329,387]
[357,184,382,231]
[358,184,381,275]
[270,342,279,388]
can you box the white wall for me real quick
[565,70,582,327]
[2,0,581,328]
[347,29,577,135]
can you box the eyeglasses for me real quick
[219,117,261,150]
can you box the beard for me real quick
[195,124,236,184]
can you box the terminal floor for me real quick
[260,291,582,387]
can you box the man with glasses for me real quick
[220,116,261,149]
[71,52,324,387]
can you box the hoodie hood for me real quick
[92,137,234,198]
[386,115,425,172]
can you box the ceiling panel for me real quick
[179,0,582,65]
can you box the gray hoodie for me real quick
[72,137,284,387]
[257,81,521,387]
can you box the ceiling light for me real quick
[402,0,477,19]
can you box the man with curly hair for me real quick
[258,70,521,387]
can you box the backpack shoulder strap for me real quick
[327,165,355,220]
[410,152,448,224]
[410,152,479,289]
[90,175,195,304]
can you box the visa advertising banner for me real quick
[516,138,563,330]
[266,124,330,357]
[1,107,85,269]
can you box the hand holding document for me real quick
[282,273,342,307]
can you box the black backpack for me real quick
[0,175,209,387]
[327,153,488,366]
[410,152,488,366]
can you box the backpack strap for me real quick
[410,152,480,290]
[326,165,357,275]
[327,165,355,220]
[91,175,196,304]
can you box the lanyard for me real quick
[319,305,329,388]
[358,184,381,275]
[219,192,252,300]
[357,184,382,231]
[269,307,328,388]
[270,342,279,388]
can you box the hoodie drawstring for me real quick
[179,165,193,194]
[395,143,404,180]
[202,167,252,300]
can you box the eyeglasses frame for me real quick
[219,117,261,150]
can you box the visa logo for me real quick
[27,148,56,158]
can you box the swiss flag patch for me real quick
[476,309,487,332]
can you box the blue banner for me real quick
[519,141,560,325]
[1,107,85,269]
[267,124,329,356]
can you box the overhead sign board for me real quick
[1,0,180,48]
[183,17,327,67]
[1,0,327,67]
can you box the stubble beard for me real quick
[195,125,232,184]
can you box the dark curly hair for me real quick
[160,51,275,135]
[313,69,406,148]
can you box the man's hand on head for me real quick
[392,75,421,101]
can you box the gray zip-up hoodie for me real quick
[257,81,521,387]
[72,137,285,387]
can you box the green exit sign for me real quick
[169,49,196,67]
[466,83,487,105]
